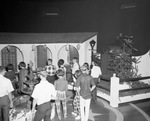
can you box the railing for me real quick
[97,74,150,107]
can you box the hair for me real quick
[6,64,14,71]
[56,69,65,77]
[58,59,64,68]
[92,61,98,66]
[0,66,6,73]
[83,62,89,70]
[46,59,52,65]
[19,61,26,68]
[73,57,78,61]
[75,70,82,78]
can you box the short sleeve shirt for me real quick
[76,74,95,99]
[91,66,102,78]
[0,75,14,97]
[32,80,56,105]
[45,65,56,76]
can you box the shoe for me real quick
[72,112,77,117]
[75,115,81,120]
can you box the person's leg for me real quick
[85,98,91,121]
[34,102,50,121]
[92,78,98,102]
[2,105,9,121]
[50,101,55,120]
[55,100,61,120]
[62,100,67,118]
[44,102,51,121]
[80,96,85,121]
[0,96,10,121]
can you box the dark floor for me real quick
[51,98,150,121]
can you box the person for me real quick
[54,69,68,120]
[90,61,102,103]
[57,59,66,78]
[45,59,56,120]
[4,64,16,89]
[0,66,14,121]
[72,70,82,120]
[72,57,80,75]
[45,59,56,84]
[27,61,34,81]
[76,65,95,121]
[31,71,56,121]
[83,62,90,74]
[18,61,28,93]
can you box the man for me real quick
[45,59,57,120]
[91,61,102,103]
[0,66,14,121]
[76,65,95,121]
[32,71,56,121]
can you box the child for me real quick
[54,69,68,120]
[72,70,82,120]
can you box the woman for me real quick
[54,69,68,120]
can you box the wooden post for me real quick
[110,73,120,107]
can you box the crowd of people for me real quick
[0,57,102,121]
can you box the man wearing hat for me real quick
[32,71,56,121]
[76,65,95,121]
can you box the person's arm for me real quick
[8,92,13,108]
[7,79,14,108]
[54,81,57,89]
[31,85,38,111]
[32,99,37,111]
[90,77,96,92]
[65,81,68,93]
[91,85,96,92]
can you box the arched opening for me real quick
[35,45,52,68]
[1,45,24,71]
[58,45,79,64]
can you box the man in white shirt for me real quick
[32,71,56,121]
[0,66,14,121]
[90,61,102,103]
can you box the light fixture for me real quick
[6,45,11,52]
[76,44,80,50]
[65,44,69,51]
[90,40,96,49]
[32,45,35,51]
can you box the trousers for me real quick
[80,96,91,121]
[34,101,51,121]
[92,78,98,102]
[0,95,10,121]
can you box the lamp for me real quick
[65,44,69,51]
[76,44,80,50]
[90,40,96,49]
[6,45,11,52]
[89,40,96,65]
[32,45,35,51]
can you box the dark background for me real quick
[0,0,150,55]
